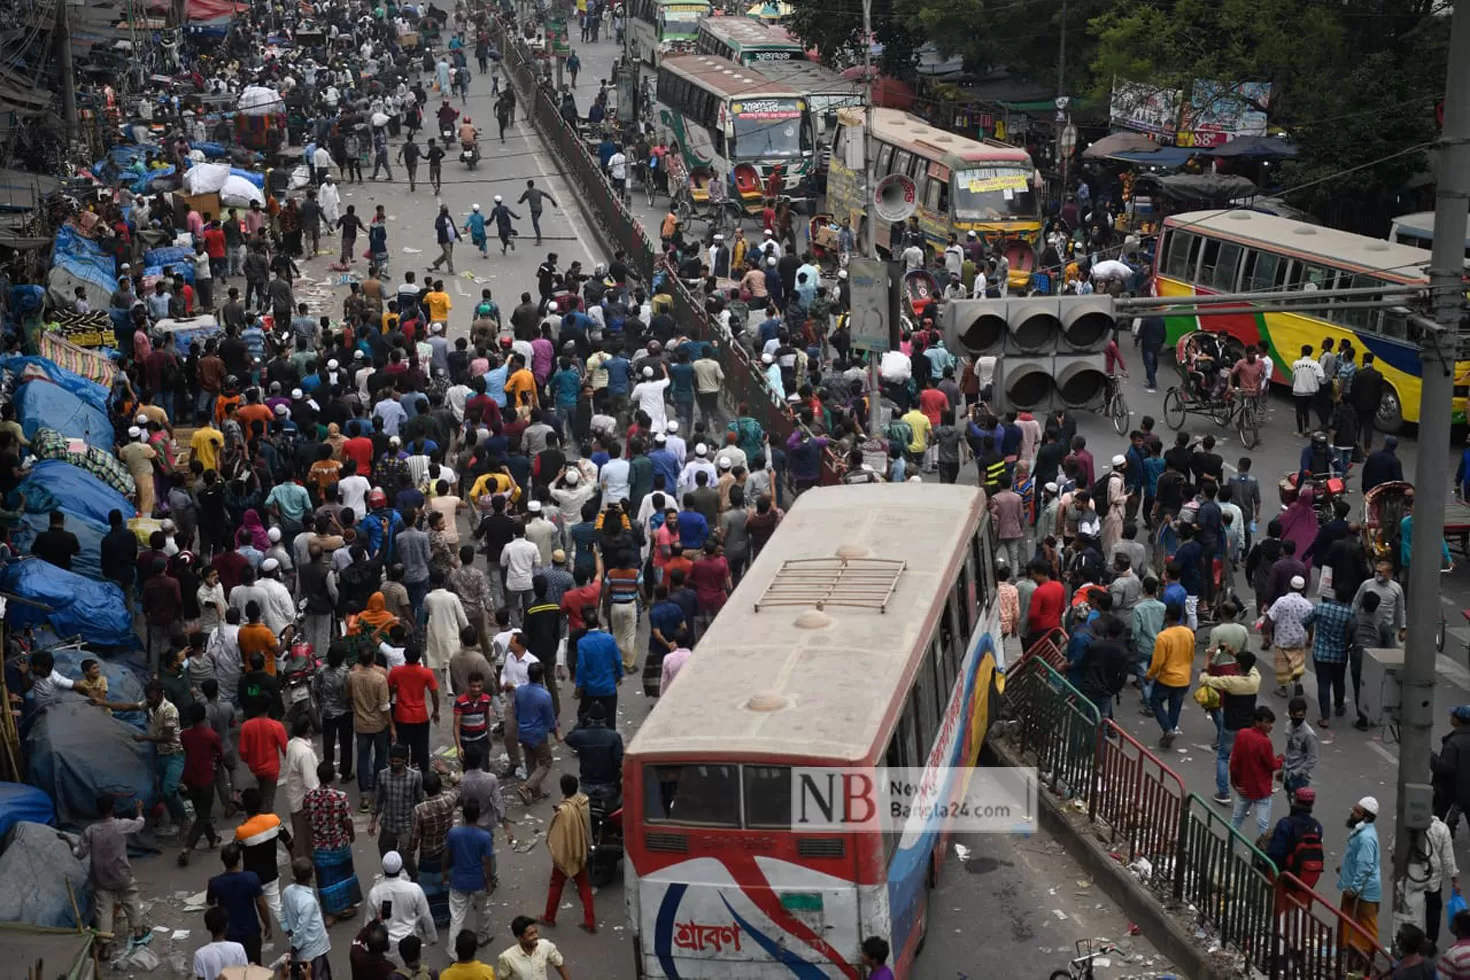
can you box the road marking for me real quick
[1367,740,1398,766]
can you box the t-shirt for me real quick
[206,869,264,940]
[454,692,493,739]
[389,663,439,724]
[192,940,248,980]
[180,724,223,788]
[238,623,278,675]
[238,716,287,779]
[425,291,452,323]
[441,962,498,980]
[445,823,494,892]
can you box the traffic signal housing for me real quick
[942,296,1115,413]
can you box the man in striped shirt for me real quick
[453,672,495,770]
[604,549,643,673]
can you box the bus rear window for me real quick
[743,766,792,828]
[643,764,742,826]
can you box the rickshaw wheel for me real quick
[1163,388,1187,430]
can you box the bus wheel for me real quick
[1377,385,1405,434]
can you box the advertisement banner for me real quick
[1177,79,1271,148]
[1109,80,1183,138]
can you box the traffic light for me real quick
[941,296,1116,413]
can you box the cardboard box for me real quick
[178,191,222,221]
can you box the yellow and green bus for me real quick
[627,0,712,68]
[1154,209,1446,431]
[826,106,1042,284]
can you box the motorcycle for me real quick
[278,619,321,733]
[586,786,624,887]
[459,130,481,169]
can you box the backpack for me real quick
[1285,827,1326,887]
[1103,643,1131,697]
[1090,469,1115,506]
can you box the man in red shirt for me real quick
[1228,705,1283,839]
[389,646,440,772]
[178,702,223,866]
[203,220,227,278]
[560,568,602,631]
[917,378,949,429]
[238,704,287,813]
[1024,562,1065,651]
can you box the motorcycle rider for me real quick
[458,115,479,167]
[436,98,459,135]
[563,700,623,808]
[1298,431,1335,486]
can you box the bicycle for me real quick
[1049,939,1118,980]
[1104,374,1129,435]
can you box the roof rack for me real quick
[753,556,906,613]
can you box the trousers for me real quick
[543,866,595,929]
[610,602,638,670]
[449,888,493,945]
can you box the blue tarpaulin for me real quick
[49,649,147,729]
[129,165,176,194]
[26,700,157,830]
[189,140,230,158]
[10,381,112,452]
[0,822,92,927]
[21,459,133,530]
[11,512,109,581]
[1,356,110,413]
[0,784,55,840]
[47,226,119,310]
[230,167,266,188]
[0,559,134,649]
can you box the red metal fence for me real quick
[1091,719,1184,891]
[1271,873,1395,980]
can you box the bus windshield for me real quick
[660,5,706,36]
[732,100,807,158]
[952,167,1036,221]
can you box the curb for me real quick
[986,737,1233,980]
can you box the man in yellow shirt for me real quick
[442,929,497,979]
[503,353,539,417]
[1145,604,1196,749]
[425,280,452,324]
[900,406,931,471]
[190,420,224,474]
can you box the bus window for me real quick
[831,123,849,164]
[890,150,912,179]
[643,764,742,826]
[942,594,963,690]
[955,559,973,637]
[875,143,893,176]
[1163,231,1199,280]
[1380,308,1410,341]
[1210,242,1244,291]
[923,175,941,213]
[1198,239,1221,286]
[1300,264,1334,291]
[926,638,947,719]
[971,530,994,610]
[1337,274,1379,330]
[910,672,937,761]
[743,766,792,828]
[1242,250,1280,293]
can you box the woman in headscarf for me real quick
[1279,484,1320,574]
[172,551,203,630]
[325,422,348,461]
[240,507,271,552]
[350,592,398,637]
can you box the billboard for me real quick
[1109,80,1183,138]
[1177,80,1272,148]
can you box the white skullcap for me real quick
[666,420,679,433]
[563,470,580,484]
[291,388,304,399]
[642,366,653,377]
[354,349,365,359]
[694,443,708,456]
[1358,796,1379,815]
[127,426,142,438]
[718,457,732,469]
[527,499,542,512]
[382,850,404,874]
[1112,454,1126,466]
[261,557,280,572]
[432,321,445,333]
[274,404,289,415]
[389,435,401,446]
[1290,575,1306,590]
[327,359,339,369]
[267,527,282,543]
[761,352,774,364]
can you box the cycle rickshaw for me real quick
[1161,329,1262,449]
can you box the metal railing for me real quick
[1176,792,1278,975]
[1092,718,1184,889]
[1011,626,1069,675]
[998,659,1394,979]
[489,15,838,483]
[1271,873,1394,980]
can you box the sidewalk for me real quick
[1026,620,1470,939]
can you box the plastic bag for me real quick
[1448,889,1467,925]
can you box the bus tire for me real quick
[1377,384,1405,434]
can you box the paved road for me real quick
[118,42,1167,980]
[550,27,1470,945]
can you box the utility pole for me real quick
[1393,0,1470,889]
[56,0,77,144]
[860,0,884,440]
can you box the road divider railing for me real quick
[490,15,837,481]
[999,658,1394,979]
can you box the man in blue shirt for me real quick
[1169,527,1203,629]
[514,662,559,803]
[605,352,632,414]
[574,611,622,725]
[648,440,681,494]
[647,585,687,689]
[445,797,495,946]
[669,350,696,430]
[757,307,782,349]
[565,699,624,801]
[676,504,709,551]
[486,358,510,409]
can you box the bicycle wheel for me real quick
[1163,388,1187,430]
[1110,389,1129,435]
[1238,400,1261,450]
[1048,971,1074,980]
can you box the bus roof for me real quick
[751,59,864,101]
[625,483,986,764]
[836,105,1031,166]
[1165,209,1433,283]
[1389,210,1470,249]
[697,15,803,48]
[659,54,804,98]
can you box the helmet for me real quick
[498,336,513,348]
[1311,430,1328,445]
[368,489,389,509]
[463,116,470,123]
[224,374,239,389]
[472,203,481,211]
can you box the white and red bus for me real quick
[623,483,1005,978]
